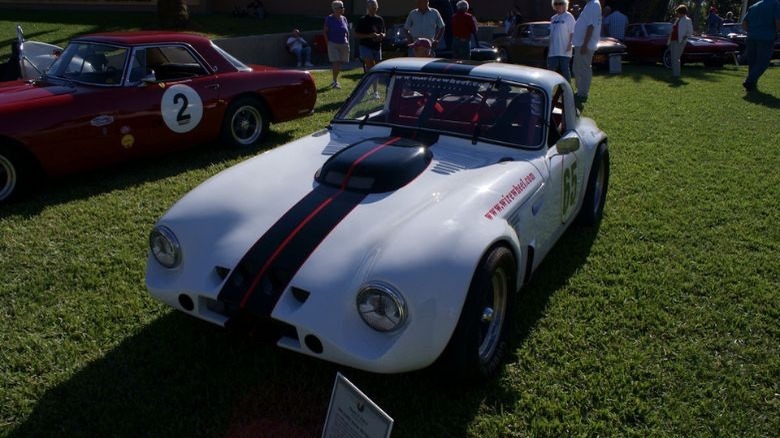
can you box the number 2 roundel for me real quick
[161,84,203,133]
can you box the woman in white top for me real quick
[667,4,693,79]
[547,0,576,82]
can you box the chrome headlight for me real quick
[149,225,181,269]
[356,282,407,332]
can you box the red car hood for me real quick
[0,80,75,106]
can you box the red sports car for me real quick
[0,31,317,203]
[624,22,739,68]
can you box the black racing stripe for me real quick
[217,185,368,316]
[420,59,478,76]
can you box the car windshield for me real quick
[719,24,745,36]
[645,23,672,37]
[47,42,128,85]
[334,72,546,149]
[533,24,551,38]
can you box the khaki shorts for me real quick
[327,42,350,63]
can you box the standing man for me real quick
[602,4,628,40]
[451,0,477,60]
[355,0,386,73]
[404,0,446,56]
[572,0,601,106]
[323,1,350,89]
[548,0,575,82]
[667,4,692,81]
[741,0,780,92]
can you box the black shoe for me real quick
[742,81,756,91]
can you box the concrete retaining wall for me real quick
[214,26,501,68]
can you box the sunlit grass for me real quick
[1,13,779,436]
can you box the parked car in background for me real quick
[624,22,739,68]
[146,58,610,380]
[0,31,316,203]
[702,23,780,61]
[492,21,626,67]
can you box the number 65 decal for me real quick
[561,158,578,222]
[161,84,204,133]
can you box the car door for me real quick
[110,45,221,157]
[510,24,545,64]
[537,86,585,256]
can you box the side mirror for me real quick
[139,70,156,86]
[556,136,580,153]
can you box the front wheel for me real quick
[220,96,270,148]
[576,143,610,226]
[498,47,511,64]
[437,245,516,380]
[0,145,31,204]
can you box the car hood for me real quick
[0,80,74,106]
[150,127,542,318]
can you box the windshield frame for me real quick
[333,71,549,151]
[46,41,130,87]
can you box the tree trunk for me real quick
[158,0,190,29]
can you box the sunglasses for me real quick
[554,2,565,5]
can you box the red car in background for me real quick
[0,31,317,203]
[624,22,739,68]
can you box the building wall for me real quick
[0,0,553,21]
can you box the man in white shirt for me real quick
[404,0,445,55]
[286,29,313,67]
[572,0,601,106]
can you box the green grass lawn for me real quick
[1,11,780,438]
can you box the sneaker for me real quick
[372,91,381,99]
[742,81,755,91]
[304,62,314,67]
[332,81,342,89]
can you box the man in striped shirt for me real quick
[602,5,628,40]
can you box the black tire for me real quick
[576,143,610,226]
[0,144,32,204]
[663,47,672,69]
[220,96,270,148]
[437,245,516,380]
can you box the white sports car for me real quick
[146,58,610,379]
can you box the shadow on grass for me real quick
[7,310,521,437]
[614,63,744,84]
[7,224,601,438]
[0,130,296,220]
[743,88,780,108]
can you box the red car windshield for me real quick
[48,42,128,86]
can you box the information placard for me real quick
[322,372,393,438]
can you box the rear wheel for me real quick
[220,96,269,148]
[437,245,516,380]
[576,143,610,226]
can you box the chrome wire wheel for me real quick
[0,153,17,202]
[478,265,509,364]
[229,105,263,146]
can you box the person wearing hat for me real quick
[707,7,723,34]
[409,37,433,57]
[404,0,445,56]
